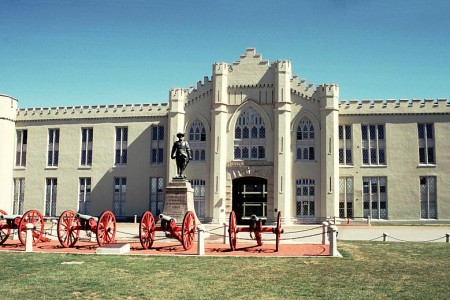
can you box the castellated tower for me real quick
[210,62,230,223]
[316,84,340,218]
[0,95,18,213]
[273,60,294,223]
[167,88,187,180]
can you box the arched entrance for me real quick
[232,177,267,225]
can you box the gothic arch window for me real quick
[188,120,206,162]
[234,107,266,160]
[296,117,315,161]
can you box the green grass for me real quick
[0,241,449,299]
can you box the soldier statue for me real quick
[171,132,192,179]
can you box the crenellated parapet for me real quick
[290,75,316,100]
[232,48,270,68]
[339,98,450,115]
[185,76,213,108]
[16,102,169,122]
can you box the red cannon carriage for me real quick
[228,211,283,252]
[0,209,47,246]
[139,211,196,250]
[57,210,116,247]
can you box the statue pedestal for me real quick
[162,179,200,224]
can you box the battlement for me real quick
[16,102,169,121]
[290,75,315,100]
[232,48,269,67]
[339,98,450,115]
[272,59,292,73]
[213,62,231,75]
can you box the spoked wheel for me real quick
[139,211,156,249]
[18,210,44,246]
[57,210,81,248]
[275,211,283,252]
[0,209,11,245]
[181,211,196,250]
[228,211,237,251]
[96,211,116,247]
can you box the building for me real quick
[1,48,449,224]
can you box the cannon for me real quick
[57,210,116,247]
[139,211,196,250]
[0,209,47,246]
[228,211,283,252]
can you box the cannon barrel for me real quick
[250,214,260,222]
[76,213,98,222]
[159,214,176,223]
[0,214,22,221]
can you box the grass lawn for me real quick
[0,241,449,299]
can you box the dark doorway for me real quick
[232,177,267,225]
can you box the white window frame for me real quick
[47,129,60,167]
[115,127,128,166]
[361,124,386,166]
[45,178,57,217]
[188,121,206,162]
[234,108,266,161]
[339,177,353,219]
[80,128,93,167]
[418,123,435,165]
[113,177,126,216]
[13,178,25,215]
[79,178,91,215]
[363,177,387,219]
[420,176,437,219]
[339,125,352,165]
[15,129,27,167]
[296,118,315,161]
[296,179,315,217]
[149,177,164,216]
[189,179,206,220]
[150,125,164,165]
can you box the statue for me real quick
[171,132,192,179]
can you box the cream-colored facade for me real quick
[1,48,449,224]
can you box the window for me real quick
[149,177,164,216]
[45,178,57,217]
[296,179,315,217]
[363,177,387,219]
[189,179,206,220]
[79,178,91,215]
[418,123,435,164]
[339,177,353,218]
[47,129,60,167]
[339,125,352,165]
[361,125,385,165]
[80,128,93,166]
[420,176,437,219]
[115,127,128,165]
[13,178,25,215]
[234,107,266,160]
[188,121,206,162]
[151,126,164,165]
[296,117,315,161]
[15,130,27,167]
[113,177,126,216]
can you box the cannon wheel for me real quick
[96,211,116,247]
[0,209,11,245]
[139,211,156,249]
[275,211,282,252]
[181,211,196,250]
[228,211,237,251]
[18,210,44,246]
[57,210,80,248]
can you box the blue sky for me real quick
[1,0,449,108]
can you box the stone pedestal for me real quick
[162,179,200,224]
